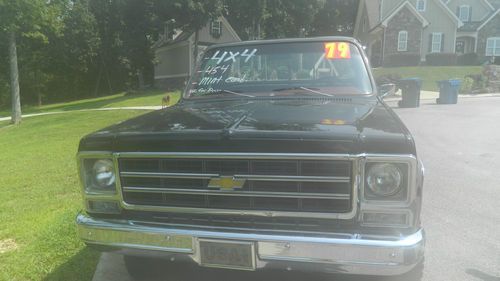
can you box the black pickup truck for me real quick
[76,37,425,280]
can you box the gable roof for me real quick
[482,0,496,11]
[380,1,429,28]
[219,16,241,42]
[488,0,500,9]
[458,21,485,32]
[152,15,240,49]
[478,9,500,30]
[353,0,381,36]
[434,0,464,28]
[366,0,382,29]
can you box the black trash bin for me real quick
[397,78,422,108]
[437,79,461,104]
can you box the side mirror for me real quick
[377,83,396,98]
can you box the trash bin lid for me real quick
[437,79,461,87]
[399,77,422,87]
[448,79,461,86]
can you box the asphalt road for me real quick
[92,97,500,281]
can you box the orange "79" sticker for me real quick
[325,42,351,59]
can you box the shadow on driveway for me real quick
[466,269,500,281]
[93,253,420,281]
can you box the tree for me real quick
[0,0,51,124]
[120,0,157,89]
[310,0,359,36]
[166,0,223,72]
[225,0,324,40]
[42,0,100,101]
[224,0,269,40]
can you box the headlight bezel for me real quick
[78,152,118,195]
[360,155,419,228]
[361,156,416,205]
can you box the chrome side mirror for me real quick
[377,83,396,98]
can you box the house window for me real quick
[398,31,408,51]
[416,0,426,12]
[486,37,500,56]
[210,20,222,37]
[431,32,443,53]
[459,5,471,22]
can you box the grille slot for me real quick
[118,156,354,216]
[124,211,358,235]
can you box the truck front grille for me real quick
[117,154,355,217]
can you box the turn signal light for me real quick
[362,212,408,227]
[87,200,121,214]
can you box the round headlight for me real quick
[92,159,116,188]
[366,163,402,196]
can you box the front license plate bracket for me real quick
[198,239,256,271]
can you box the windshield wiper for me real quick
[273,86,334,97]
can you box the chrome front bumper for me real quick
[76,213,425,276]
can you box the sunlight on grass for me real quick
[0,110,149,281]
[0,90,181,118]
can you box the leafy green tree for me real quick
[0,0,59,123]
[311,0,359,36]
[166,0,223,71]
[264,0,325,38]
[54,0,100,99]
[225,0,324,39]
[120,0,157,89]
[224,0,269,40]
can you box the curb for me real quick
[385,93,500,102]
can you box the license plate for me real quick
[199,239,255,270]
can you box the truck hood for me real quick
[79,97,415,154]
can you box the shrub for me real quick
[458,53,479,66]
[375,73,402,85]
[425,53,458,66]
[460,77,474,94]
[465,74,486,91]
[383,53,421,67]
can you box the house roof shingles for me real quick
[458,21,485,32]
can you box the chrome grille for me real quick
[117,153,355,218]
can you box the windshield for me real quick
[186,41,373,98]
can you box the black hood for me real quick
[79,97,415,154]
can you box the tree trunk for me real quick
[137,69,145,90]
[257,19,261,40]
[94,63,103,96]
[35,71,42,106]
[9,31,22,125]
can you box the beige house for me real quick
[354,0,500,66]
[153,16,241,88]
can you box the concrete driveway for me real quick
[92,97,500,281]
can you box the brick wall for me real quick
[477,13,500,58]
[384,6,423,56]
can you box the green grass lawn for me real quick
[0,90,181,118]
[373,66,483,92]
[0,110,150,281]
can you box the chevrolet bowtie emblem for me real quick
[208,176,245,191]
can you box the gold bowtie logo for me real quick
[208,176,245,191]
